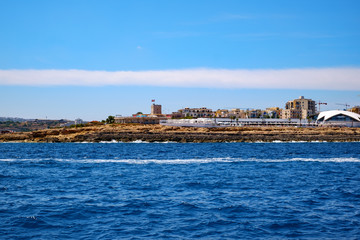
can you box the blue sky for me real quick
[0,0,359,120]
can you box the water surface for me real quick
[1,142,360,239]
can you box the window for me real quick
[327,115,354,122]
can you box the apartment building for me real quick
[281,96,316,119]
[177,107,214,118]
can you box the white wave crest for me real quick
[1,157,360,164]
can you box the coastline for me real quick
[1,124,360,143]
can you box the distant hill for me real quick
[0,118,73,132]
[0,117,31,122]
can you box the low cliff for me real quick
[1,124,360,143]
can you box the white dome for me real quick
[317,110,360,122]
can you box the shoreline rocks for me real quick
[0,124,360,143]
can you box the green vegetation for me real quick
[106,116,115,124]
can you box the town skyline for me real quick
[2,94,357,122]
[0,1,359,120]
[123,95,359,120]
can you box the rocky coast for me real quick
[1,124,360,143]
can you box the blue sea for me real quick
[1,142,360,239]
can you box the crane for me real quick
[317,101,327,112]
[336,103,350,110]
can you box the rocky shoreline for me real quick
[1,124,360,143]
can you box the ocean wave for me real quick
[1,157,360,164]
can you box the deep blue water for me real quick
[1,142,360,239]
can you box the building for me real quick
[265,107,281,118]
[160,118,310,128]
[247,109,263,118]
[228,109,247,119]
[349,106,360,114]
[176,107,214,118]
[74,118,84,125]
[316,110,360,127]
[160,118,217,127]
[151,104,162,115]
[170,111,182,119]
[215,109,229,118]
[114,102,169,124]
[281,96,316,120]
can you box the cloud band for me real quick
[0,68,359,90]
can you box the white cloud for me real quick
[0,68,359,90]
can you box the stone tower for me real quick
[151,104,162,115]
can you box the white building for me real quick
[161,118,310,127]
[316,110,360,127]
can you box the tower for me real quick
[151,104,162,115]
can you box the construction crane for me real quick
[317,101,327,112]
[336,103,350,110]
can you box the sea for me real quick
[1,142,360,239]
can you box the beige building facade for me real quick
[215,109,229,118]
[281,96,316,119]
[177,107,214,118]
